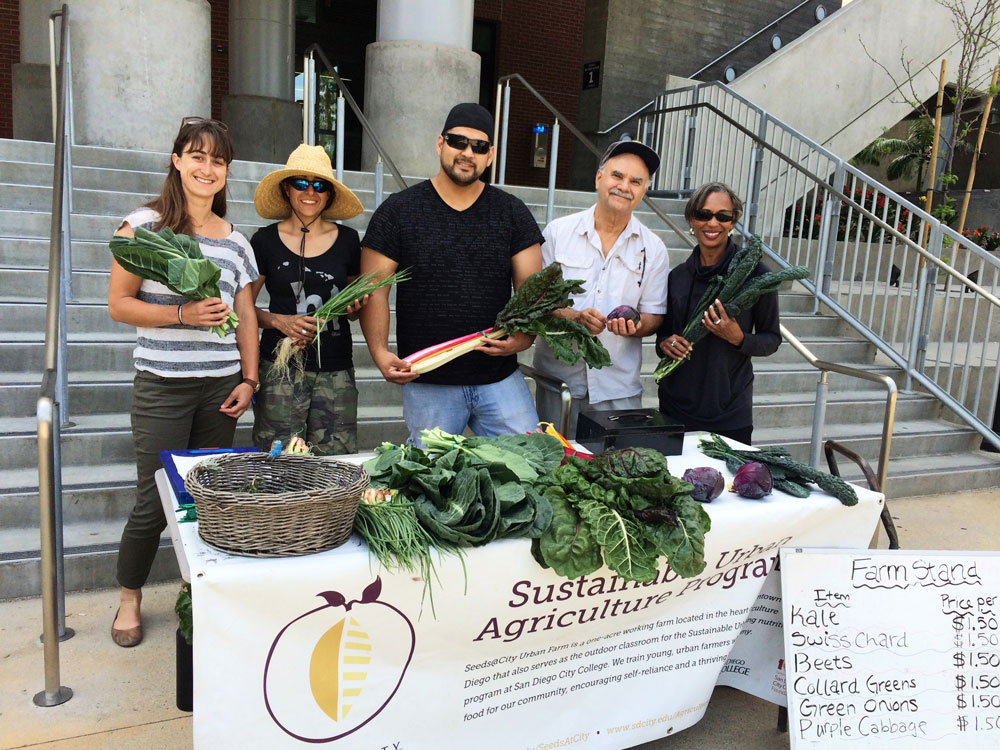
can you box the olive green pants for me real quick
[252,362,358,456]
[117,370,240,589]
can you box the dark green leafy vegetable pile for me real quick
[653,235,810,381]
[531,447,711,582]
[498,263,612,369]
[109,226,238,337]
[363,429,564,547]
[698,433,859,506]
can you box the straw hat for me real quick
[253,144,363,221]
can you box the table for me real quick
[156,435,884,749]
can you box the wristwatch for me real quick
[241,377,260,393]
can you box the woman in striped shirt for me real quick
[107,118,259,647]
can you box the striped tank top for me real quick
[122,207,259,378]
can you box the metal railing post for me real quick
[35,4,74,708]
[35,388,72,707]
[904,224,937,393]
[916,231,942,374]
[335,89,345,182]
[545,120,560,225]
[302,53,315,145]
[57,18,73,425]
[745,114,768,235]
[813,162,845,314]
[498,82,511,186]
[680,87,700,193]
[809,372,829,468]
[491,83,502,184]
[374,155,384,209]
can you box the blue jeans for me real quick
[401,370,539,446]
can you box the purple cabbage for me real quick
[731,461,773,499]
[606,305,641,325]
[682,466,725,503]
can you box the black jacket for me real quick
[656,241,781,433]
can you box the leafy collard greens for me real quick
[534,448,712,581]
[496,263,612,370]
[109,226,238,337]
[363,430,564,547]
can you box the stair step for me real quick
[0,537,179,600]
[755,418,981,462]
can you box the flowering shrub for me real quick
[784,188,917,241]
[961,226,1000,252]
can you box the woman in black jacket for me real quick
[656,182,780,445]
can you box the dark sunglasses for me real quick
[442,132,492,155]
[181,116,229,131]
[284,178,334,194]
[691,208,737,223]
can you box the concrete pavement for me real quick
[2,489,997,750]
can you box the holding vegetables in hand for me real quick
[107,117,259,648]
[655,183,790,445]
[249,145,368,456]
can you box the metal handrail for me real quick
[628,81,1000,450]
[689,0,820,79]
[639,99,1000,301]
[519,364,573,438]
[35,3,73,708]
[780,324,897,494]
[302,43,408,194]
[494,72,901,483]
[493,73,691,242]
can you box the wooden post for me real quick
[920,59,948,258]
[957,65,1000,235]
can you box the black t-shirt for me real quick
[251,222,361,372]
[362,180,544,386]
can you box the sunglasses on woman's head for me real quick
[442,132,492,155]
[181,116,229,131]
[285,178,333,194]
[691,209,736,223]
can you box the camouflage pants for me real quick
[252,362,358,455]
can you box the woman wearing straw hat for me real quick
[250,144,366,455]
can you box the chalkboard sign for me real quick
[781,548,1000,749]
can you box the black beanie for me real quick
[442,103,494,139]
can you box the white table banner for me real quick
[190,454,881,749]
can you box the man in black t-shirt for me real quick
[360,103,544,445]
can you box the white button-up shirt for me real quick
[532,204,669,403]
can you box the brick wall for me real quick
[0,0,18,139]
[476,0,585,189]
[209,0,228,121]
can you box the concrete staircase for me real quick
[2,138,998,599]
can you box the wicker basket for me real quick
[184,453,369,557]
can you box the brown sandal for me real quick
[111,607,143,648]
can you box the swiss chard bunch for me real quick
[109,226,238,337]
[497,263,612,369]
[653,235,810,381]
[532,447,711,581]
[403,263,611,374]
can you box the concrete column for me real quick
[363,0,481,178]
[222,0,300,164]
[67,0,211,150]
[12,0,61,141]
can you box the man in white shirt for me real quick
[532,138,669,436]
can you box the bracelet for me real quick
[177,304,185,325]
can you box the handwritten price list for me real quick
[780,549,1000,749]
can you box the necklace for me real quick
[291,209,322,304]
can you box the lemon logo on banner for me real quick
[263,578,416,742]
